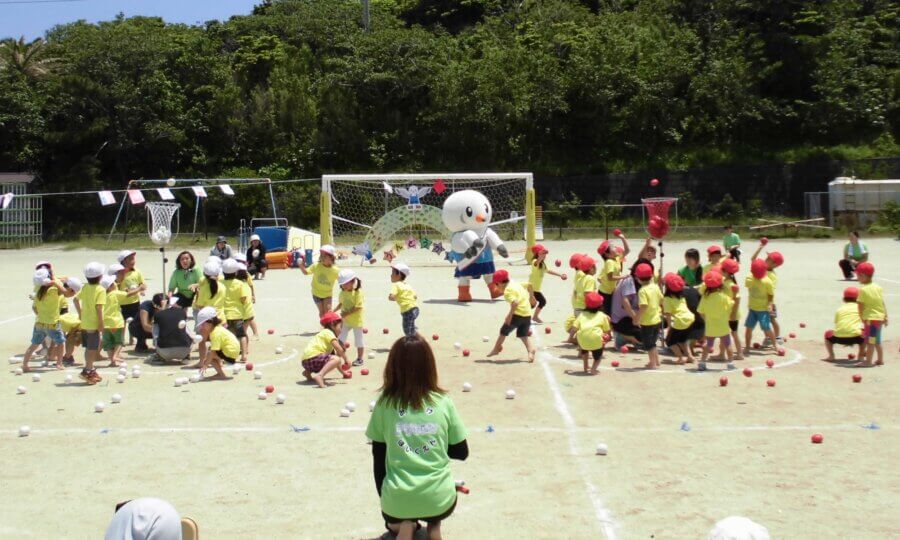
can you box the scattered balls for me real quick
[719,376,728,387]
[118,367,127,376]
[766,359,775,368]
[94,402,105,413]
[190,374,201,383]
[799,322,807,328]
[8,358,19,365]
[116,374,126,383]
[743,368,753,378]
[612,228,622,237]
[361,368,369,376]
[111,393,122,404]
[246,363,254,371]
[611,360,620,367]
[383,328,389,334]
[273,346,283,354]
[178,320,187,329]
[766,379,776,387]
[432,334,439,341]
[462,382,472,392]
[345,401,357,412]
[506,389,516,400]
[276,393,286,404]
[482,336,490,342]
[232,366,242,375]
[31,373,41,382]
[368,352,375,359]
[776,348,786,357]
[596,443,608,456]
[462,349,470,357]
[65,374,73,383]
[258,391,267,400]
[131,370,141,379]
[254,371,262,380]
[342,370,352,379]
[789,332,797,339]
[339,408,351,417]
[363,328,369,334]
[174,379,183,388]
[753,342,762,349]
[545,327,551,334]
[453,342,462,350]
[811,433,823,444]
[265,385,275,394]
[554,259,562,267]
[650,178,660,186]
[267,329,275,335]
[848,353,856,360]
[16,385,27,395]
[852,374,862,383]
[19,425,30,437]
[619,345,628,354]
[14,367,23,375]
[340,363,350,371]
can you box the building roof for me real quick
[0,173,35,184]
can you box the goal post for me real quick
[321,173,536,265]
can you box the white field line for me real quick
[879,277,900,285]
[538,350,618,539]
[545,347,804,374]
[0,314,32,326]
[45,348,300,376]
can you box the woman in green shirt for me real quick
[839,231,869,280]
[168,251,202,309]
[366,335,469,540]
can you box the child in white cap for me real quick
[298,244,340,317]
[389,262,418,337]
[337,269,366,365]
[195,306,237,380]
[101,274,145,366]
[76,262,107,384]
[22,268,72,371]
[115,249,145,346]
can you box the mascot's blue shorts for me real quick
[455,260,495,279]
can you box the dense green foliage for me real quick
[0,0,898,234]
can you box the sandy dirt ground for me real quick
[1,238,898,539]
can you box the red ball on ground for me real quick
[383,328,389,334]
[554,259,562,267]
[619,345,629,354]
[267,329,274,335]
[611,360,620,367]
[545,327,551,334]
[811,433,823,444]
[340,363,350,371]
[342,370,352,379]
[361,368,370,376]
[743,368,753,377]
[265,385,274,393]
[848,353,856,360]
[363,328,369,334]
[776,348,786,356]
[612,228,622,237]
[766,379,776,387]
[789,332,797,339]
[650,178,660,187]
[462,349,470,357]
[852,374,862,383]
[760,237,769,245]
[799,322,806,328]
[245,363,254,371]
[753,342,761,349]
[432,334,439,341]
[719,376,728,387]
[766,359,775,368]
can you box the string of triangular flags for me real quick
[96,184,236,207]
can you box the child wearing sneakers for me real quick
[751,242,785,342]
[338,269,366,366]
[101,274,145,367]
[743,259,777,356]
[298,244,340,317]
[76,262,107,384]
[597,233,631,315]
[855,262,887,366]
[194,307,237,380]
[824,287,865,361]
[662,273,695,365]
[389,262,418,337]
[301,311,349,387]
[635,263,663,369]
[697,271,735,370]
[488,269,536,362]
[526,244,567,323]
[22,268,71,372]
[572,292,611,374]
[568,256,598,343]
[719,258,743,360]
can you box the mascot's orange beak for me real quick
[475,215,486,223]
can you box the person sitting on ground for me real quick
[153,302,193,363]
[131,293,166,353]
[839,231,869,280]
[104,497,182,540]
[246,234,268,279]
[210,236,233,260]
[366,335,469,540]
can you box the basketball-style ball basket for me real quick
[642,197,677,277]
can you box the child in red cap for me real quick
[697,271,735,370]
[487,270,536,362]
[573,292,611,374]
[568,257,599,343]
[703,245,724,274]
[719,258,744,361]
[635,263,663,369]
[743,259,778,356]
[662,273,695,365]
[824,287,865,361]
[855,262,887,366]
[751,241,785,344]
[301,311,349,387]
[527,244,567,324]
[597,232,631,316]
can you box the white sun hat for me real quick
[83,262,106,279]
[194,306,218,330]
[337,269,357,286]
[117,250,136,263]
[391,262,411,277]
[222,258,241,274]
[100,275,117,290]
[65,277,83,292]
[708,516,771,540]
[202,259,222,278]
[107,263,125,275]
[250,234,261,242]
[320,244,336,256]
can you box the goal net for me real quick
[321,173,536,265]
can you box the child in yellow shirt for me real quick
[743,259,777,356]
[101,274,145,367]
[855,263,887,366]
[824,287,865,361]
[697,271,735,370]
[195,307,237,380]
[635,263,663,369]
[234,253,258,339]
[573,292,611,374]
[568,256,598,343]
[22,269,71,372]
[301,311,349,388]
[222,258,252,363]
[389,262,418,337]
[719,258,744,361]
[488,269,536,362]
[338,269,366,365]
[597,232,631,315]
[299,244,340,317]
[526,244,567,323]
[751,241,785,343]
[76,262,107,384]
[662,273,695,365]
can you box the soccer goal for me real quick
[321,173,536,265]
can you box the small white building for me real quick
[828,177,900,227]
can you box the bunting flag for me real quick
[219,184,234,195]
[98,190,116,206]
[0,192,14,209]
[406,236,418,249]
[393,240,405,252]
[156,187,175,200]
[431,241,445,255]
[127,189,145,205]
[419,237,432,249]
[433,179,446,194]
[382,181,393,194]
[191,186,207,198]
[383,249,396,263]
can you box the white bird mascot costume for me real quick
[441,190,509,302]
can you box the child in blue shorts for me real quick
[743,259,778,355]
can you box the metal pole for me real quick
[192,196,200,238]
[267,178,278,220]
[160,247,167,292]
[362,0,370,32]
[107,187,129,243]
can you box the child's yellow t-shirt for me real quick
[339,288,365,328]
[503,281,533,318]
[663,296,695,330]
[599,258,619,295]
[528,263,547,293]
[858,283,886,321]
[698,290,734,338]
[60,312,80,334]
[391,282,417,313]
[118,269,144,306]
[767,270,778,297]
[571,270,585,309]
[834,303,863,338]
[744,276,774,312]
[638,283,663,326]
[223,279,251,321]
[76,284,106,331]
[103,290,127,329]
[210,325,240,359]
[303,328,336,360]
[582,273,599,294]
[573,310,611,351]
[33,286,61,325]
[308,262,340,299]
[240,277,255,320]
[195,278,226,321]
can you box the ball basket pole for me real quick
[147,202,181,291]
[641,198,677,278]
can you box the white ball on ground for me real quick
[131,370,141,378]
[232,366,241,375]
[178,320,187,329]
[41,360,48,367]
[275,393,286,404]
[340,408,351,417]
[190,374,201,383]
[192,334,203,344]
[368,352,375,359]
[462,382,472,392]
[118,367,127,376]
[506,389,516,399]
[16,385,27,394]
[596,443,608,456]
[120,361,127,368]
[258,391,267,400]
[453,342,462,350]
[116,374,125,383]
[111,393,122,404]
[254,371,262,379]
[482,336,490,342]
[14,367,23,375]
[64,374,73,383]
[8,357,20,364]
[31,373,41,382]
[345,401,356,412]
[275,346,284,355]
[94,402,105,413]
[19,425,31,437]
[174,379,183,387]
[369,400,376,412]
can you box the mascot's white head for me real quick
[442,190,493,233]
